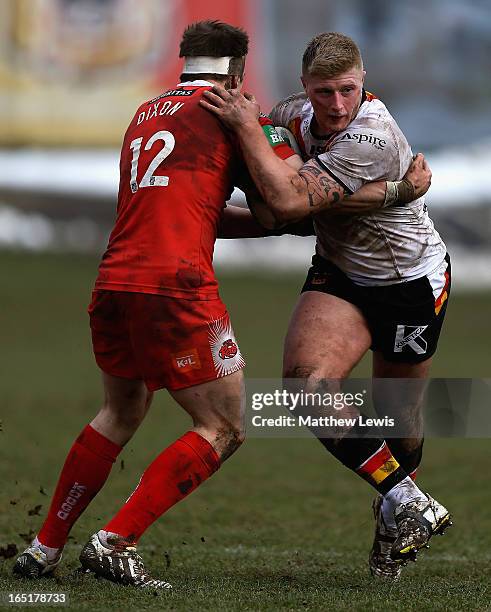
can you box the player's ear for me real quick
[230,74,242,90]
[362,70,366,84]
[301,76,306,91]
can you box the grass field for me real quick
[0,251,490,611]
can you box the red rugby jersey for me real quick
[95,82,293,300]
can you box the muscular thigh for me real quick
[283,291,372,379]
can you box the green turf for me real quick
[0,251,490,611]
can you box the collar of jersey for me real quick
[177,80,214,87]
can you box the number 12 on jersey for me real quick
[129,130,175,193]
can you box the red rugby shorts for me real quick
[88,291,245,391]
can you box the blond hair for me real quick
[302,32,363,78]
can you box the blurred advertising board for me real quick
[0,0,271,146]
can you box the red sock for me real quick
[38,425,122,548]
[104,431,220,542]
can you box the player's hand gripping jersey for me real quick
[270,91,446,286]
[95,81,293,300]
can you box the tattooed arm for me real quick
[300,161,349,210]
[200,86,430,226]
[298,161,395,216]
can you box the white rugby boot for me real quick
[391,494,452,563]
[79,532,172,590]
[13,542,62,578]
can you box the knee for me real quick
[283,359,352,382]
[209,420,245,462]
[284,365,320,387]
[283,366,343,393]
[99,407,141,434]
[117,410,147,432]
[283,365,313,380]
[101,390,151,431]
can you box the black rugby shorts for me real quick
[301,253,451,364]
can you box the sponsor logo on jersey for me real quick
[208,317,245,377]
[262,124,285,147]
[173,349,201,372]
[56,482,87,520]
[341,132,386,150]
[394,325,428,354]
[150,89,197,103]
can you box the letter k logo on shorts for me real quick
[394,325,428,354]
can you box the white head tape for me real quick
[183,56,233,75]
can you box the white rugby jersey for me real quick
[270,91,446,286]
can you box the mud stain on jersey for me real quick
[175,258,201,289]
